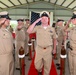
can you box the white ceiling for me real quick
[0,0,76,11]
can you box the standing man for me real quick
[27,11,57,75]
[55,19,65,69]
[65,12,76,75]
[24,19,30,56]
[15,18,26,69]
[0,11,14,75]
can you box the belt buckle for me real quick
[44,47,46,49]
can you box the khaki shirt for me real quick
[66,26,76,54]
[66,27,76,48]
[32,25,56,47]
[0,28,13,55]
[25,24,30,29]
[15,27,26,41]
[23,24,29,39]
[56,26,65,41]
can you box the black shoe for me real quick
[25,53,29,56]
[56,63,60,66]
[16,68,20,70]
[57,66,61,70]
[38,72,42,75]
[28,57,32,60]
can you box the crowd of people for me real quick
[0,10,76,75]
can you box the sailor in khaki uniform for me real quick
[15,19,26,69]
[24,19,30,56]
[55,19,65,69]
[65,12,76,75]
[27,11,57,75]
[0,11,14,75]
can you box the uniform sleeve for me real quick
[64,27,73,37]
[65,27,73,32]
[52,28,56,39]
[62,28,66,36]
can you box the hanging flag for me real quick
[30,11,53,26]
[30,11,41,25]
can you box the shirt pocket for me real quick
[48,30,53,36]
[2,33,10,39]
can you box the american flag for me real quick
[30,11,41,25]
[30,11,53,26]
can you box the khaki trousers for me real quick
[57,40,63,64]
[0,53,14,75]
[25,36,29,54]
[15,41,25,68]
[34,46,52,75]
[68,51,76,75]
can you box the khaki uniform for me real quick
[56,26,65,63]
[66,26,76,75]
[32,25,56,75]
[15,27,26,68]
[0,28,14,75]
[24,24,29,54]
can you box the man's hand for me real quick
[34,18,42,24]
[0,18,6,25]
[52,49,56,54]
[27,17,42,34]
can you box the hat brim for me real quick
[41,14,49,17]
[0,15,11,20]
[25,19,30,21]
[6,17,11,20]
[17,19,24,21]
[57,20,64,22]
[71,15,76,19]
[40,11,49,17]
